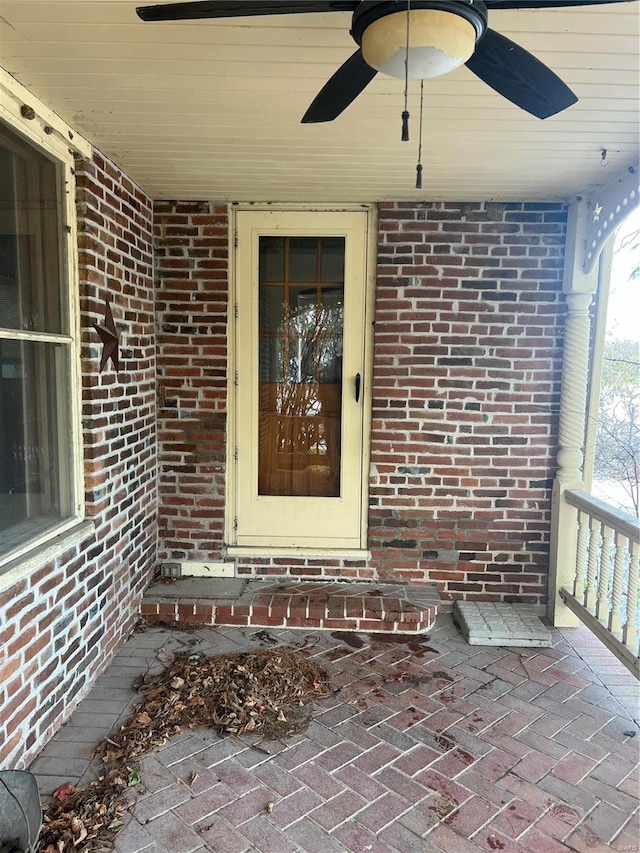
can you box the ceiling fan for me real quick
[136,0,635,122]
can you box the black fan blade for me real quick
[465,28,577,118]
[137,1,357,22]
[484,0,634,9]
[302,49,377,123]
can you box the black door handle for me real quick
[355,372,361,403]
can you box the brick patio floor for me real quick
[31,614,639,852]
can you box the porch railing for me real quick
[559,489,639,678]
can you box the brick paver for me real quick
[30,616,639,851]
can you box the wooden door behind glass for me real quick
[259,236,344,498]
[234,209,369,549]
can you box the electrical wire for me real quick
[416,78,424,188]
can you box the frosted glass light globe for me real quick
[361,9,476,80]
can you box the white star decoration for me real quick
[592,203,603,221]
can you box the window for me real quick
[0,119,80,566]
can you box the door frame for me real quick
[225,203,377,555]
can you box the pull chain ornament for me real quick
[401,1,411,141]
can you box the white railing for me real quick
[559,489,639,678]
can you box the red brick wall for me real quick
[154,202,229,564]
[153,201,566,606]
[0,152,157,768]
[369,201,566,605]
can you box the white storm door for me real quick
[233,209,370,548]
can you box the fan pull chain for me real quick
[402,1,410,141]
[416,78,424,189]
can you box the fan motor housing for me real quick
[351,0,488,41]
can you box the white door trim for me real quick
[225,203,376,551]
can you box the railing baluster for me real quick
[623,539,639,653]
[559,489,639,678]
[608,530,626,636]
[584,515,600,612]
[573,509,588,598]
[596,524,614,624]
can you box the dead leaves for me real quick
[155,647,173,666]
[102,648,330,762]
[70,817,88,845]
[133,712,151,726]
[39,767,129,853]
[37,647,330,853]
[51,783,74,803]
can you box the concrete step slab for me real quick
[454,601,552,647]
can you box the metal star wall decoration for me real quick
[93,297,120,373]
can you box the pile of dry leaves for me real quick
[37,770,131,853]
[37,647,329,852]
[106,647,331,760]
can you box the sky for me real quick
[607,206,640,343]
[590,204,639,515]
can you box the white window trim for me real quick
[0,68,93,575]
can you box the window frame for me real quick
[0,73,89,575]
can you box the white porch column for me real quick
[547,199,600,626]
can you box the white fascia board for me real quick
[0,65,91,159]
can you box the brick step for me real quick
[141,578,440,634]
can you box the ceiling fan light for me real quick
[361,10,476,80]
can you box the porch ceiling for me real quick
[1,1,638,202]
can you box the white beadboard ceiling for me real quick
[0,1,638,201]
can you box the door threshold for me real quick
[226,546,371,559]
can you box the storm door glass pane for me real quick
[258,236,344,497]
[321,237,345,282]
[289,237,317,282]
[259,285,284,335]
[259,237,284,283]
